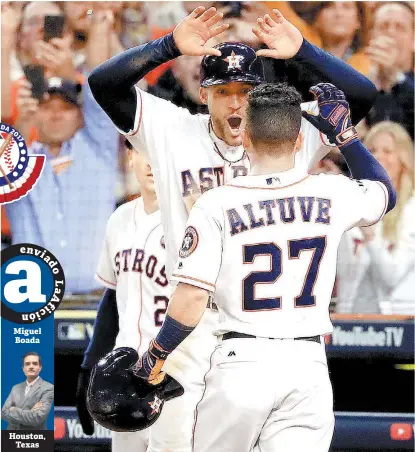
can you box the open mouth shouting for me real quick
[227,116,243,137]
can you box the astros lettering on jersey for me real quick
[95,197,169,355]
[95,195,218,387]
[96,197,206,452]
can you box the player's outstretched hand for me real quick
[302,83,359,149]
[253,9,303,59]
[75,368,95,435]
[135,340,167,386]
[173,6,229,57]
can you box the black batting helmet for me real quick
[200,42,265,87]
[86,347,184,432]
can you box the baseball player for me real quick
[86,4,377,443]
[89,6,377,279]
[77,142,200,451]
[135,82,396,451]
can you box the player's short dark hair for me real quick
[22,351,41,366]
[246,83,302,149]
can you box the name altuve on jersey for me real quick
[228,196,331,235]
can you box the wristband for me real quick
[336,126,359,148]
[155,314,195,355]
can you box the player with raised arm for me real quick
[134,82,396,451]
[88,6,377,278]
[76,143,199,451]
[84,4,377,442]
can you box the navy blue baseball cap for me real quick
[45,77,82,106]
[200,42,265,87]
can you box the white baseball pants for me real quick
[192,336,334,452]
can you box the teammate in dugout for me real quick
[76,142,200,451]
[80,4,377,448]
[135,83,397,451]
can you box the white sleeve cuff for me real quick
[170,273,216,293]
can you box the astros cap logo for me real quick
[179,226,199,258]
[224,51,243,70]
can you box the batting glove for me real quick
[135,339,168,385]
[302,83,359,149]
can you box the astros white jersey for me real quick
[95,197,169,356]
[171,169,389,338]
[120,87,332,277]
[95,198,201,452]
[94,195,217,388]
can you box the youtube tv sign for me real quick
[331,412,414,449]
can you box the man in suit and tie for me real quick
[1,352,54,430]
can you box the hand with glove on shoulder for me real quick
[302,82,360,149]
[302,82,396,215]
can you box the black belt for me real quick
[222,332,321,344]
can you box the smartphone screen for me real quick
[44,15,65,42]
[23,65,45,100]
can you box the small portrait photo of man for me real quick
[1,352,54,430]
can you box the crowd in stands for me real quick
[1,1,414,314]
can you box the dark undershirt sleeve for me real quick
[88,33,181,133]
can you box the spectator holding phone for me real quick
[63,2,125,75]
[5,78,119,294]
[336,122,414,314]
[17,2,78,81]
[1,2,82,143]
[2,2,123,144]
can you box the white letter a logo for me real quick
[4,261,46,303]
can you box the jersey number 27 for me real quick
[242,237,326,311]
